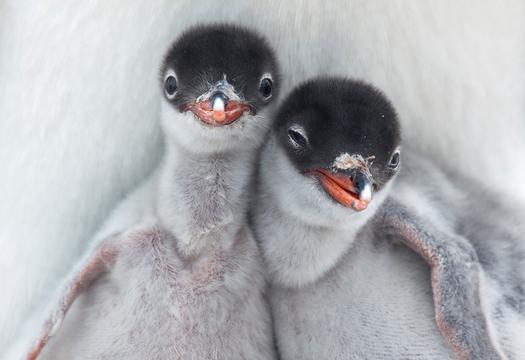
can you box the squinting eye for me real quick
[388,151,400,169]
[164,72,178,99]
[288,128,308,148]
[259,78,273,98]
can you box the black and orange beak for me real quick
[183,91,252,126]
[311,168,373,211]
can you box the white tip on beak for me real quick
[359,183,372,202]
[212,96,225,112]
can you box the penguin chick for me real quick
[251,77,504,359]
[24,24,279,360]
[255,77,401,287]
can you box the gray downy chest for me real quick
[271,234,456,360]
[39,229,273,360]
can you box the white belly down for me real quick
[271,235,455,360]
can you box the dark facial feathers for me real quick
[161,23,280,113]
[274,77,401,189]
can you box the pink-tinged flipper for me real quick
[26,235,121,360]
[378,199,506,360]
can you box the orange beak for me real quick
[313,169,371,211]
[183,99,251,126]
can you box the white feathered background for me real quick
[1,0,524,352]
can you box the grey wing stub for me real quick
[377,198,506,360]
[25,234,123,360]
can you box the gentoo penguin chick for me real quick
[24,24,279,360]
[251,78,505,359]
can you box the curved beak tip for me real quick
[359,183,372,202]
[314,168,373,212]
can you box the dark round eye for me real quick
[164,75,178,98]
[288,128,308,148]
[259,78,273,98]
[388,151,400,169]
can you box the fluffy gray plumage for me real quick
[7,24,279,360]
[2,2,525,350]
[251,81,525,359]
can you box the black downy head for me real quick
[161,23,280,127]
[273,77,401,211]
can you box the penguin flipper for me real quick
[379,199,506,360]
[26,234,122,360]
